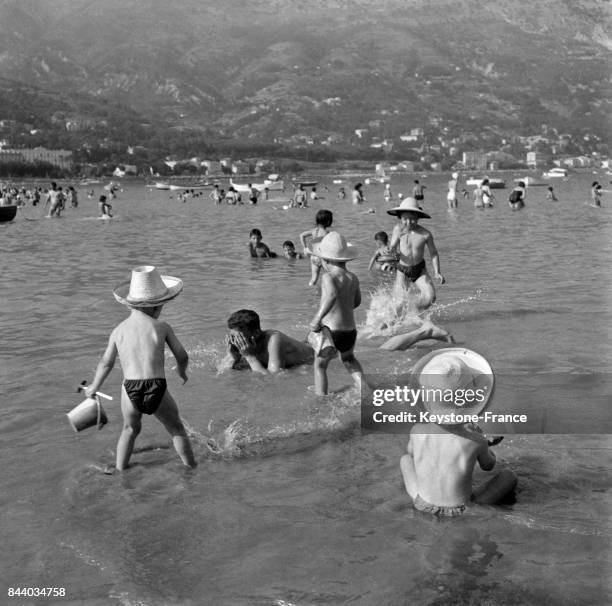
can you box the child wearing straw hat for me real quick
[387,196,444,312]
[85,266,196,471]
[400,348,517,516]
[307,231,369,396]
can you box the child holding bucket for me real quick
[85,265,196,471]
[307,231,369,396]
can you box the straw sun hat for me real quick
[113,265,183,307]
[386,196,431,218]
[307,231,358,261]
[410,348,495,422]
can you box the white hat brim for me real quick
[113,275,183,307]
[387,207,431,218]
[306,242,358,261]
[410,347,495,422]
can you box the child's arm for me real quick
[309,274,337,331]
[425,234,445,284]
[388,223,403,251]
[299,229,313,249]
[353,280,362,309]
[85,332,118,397]
[165,324,189,383]
[368,251,380,271]
[477,444,496,471]
[470,425,496,470]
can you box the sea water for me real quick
[1,173,611,605]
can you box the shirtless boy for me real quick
[248,228,276,258]
[307,231,368,395]
[85,266,196,471]
[219,309,314,373]
[400,348,517,516]
[387,197,444,311]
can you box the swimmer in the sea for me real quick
[368,231,398,272]
[218,309,314,373]
[248,228,276,258]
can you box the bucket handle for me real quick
[95,395,104,430]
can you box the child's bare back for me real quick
[113,312,170,379]
[320,269,360,331]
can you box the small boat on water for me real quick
[230,179,266,193]
[168,184,208,191]
[0,205,17,222]
[264,174,285,191]
[543,167,568,178]
[154,182,171,190]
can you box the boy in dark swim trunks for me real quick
[387,197,444,311]
[400,348,517,516]
[85,266,196,471]
[307,232,369,395]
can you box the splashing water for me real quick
[362,282,426,337]
[362,283,484,337]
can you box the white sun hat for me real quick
[307,231,358,261]
[113,265,183,307]
[386,196,431,218]
[410,348,495,422]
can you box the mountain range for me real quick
[0,0,610,153]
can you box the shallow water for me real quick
[1,172,611,605]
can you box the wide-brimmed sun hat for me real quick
[410,348,494,422]
[113,265,183,307]
[307,231,358,261]
[386,196,431,218]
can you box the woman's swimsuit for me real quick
[396,259,426,282]
[123,379,167,415]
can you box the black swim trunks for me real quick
[396,259,426,282]
[330,329,357,354]
[123,379,167,415]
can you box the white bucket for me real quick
[67,397,108,432]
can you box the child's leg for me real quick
[314,356,331,395]
[399,453,418,499]
[154,391,197,468]
[473,469,517,505]
[117,388,143,470]
[414,274,436,311]
[309,259,322,286]
[340,350,369,391]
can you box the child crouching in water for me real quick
[282,240,304,259]
[85,265,196,471]
[248,228,276,257]
[400,348,517,516]
[300,209,333,286]
[307,231,369,395]
[367,230,398,272]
